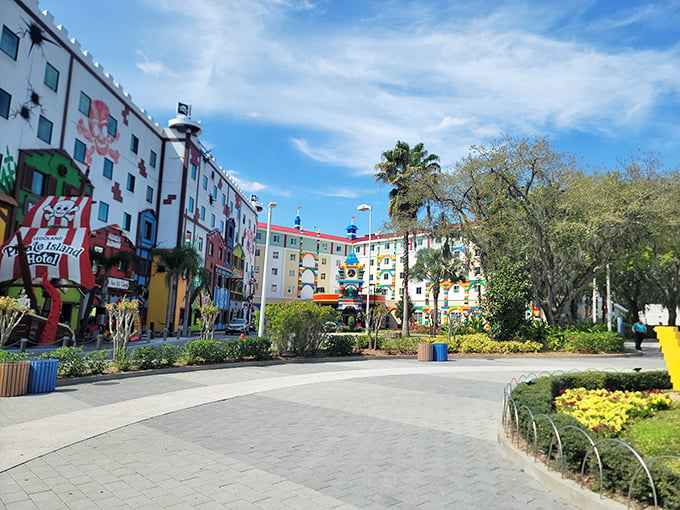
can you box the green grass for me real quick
[627,399,680,474]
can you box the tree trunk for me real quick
[431,286,440,337]
[401,231,410,337]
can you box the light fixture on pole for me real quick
[357,203,372,336]
[258,202,277,338]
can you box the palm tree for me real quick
[374,141,440,337]
[411,248,464,334]
[153,246,201,332]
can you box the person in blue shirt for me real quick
[632,319,647,351]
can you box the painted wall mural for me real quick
[77,100,120,167]
[0,146,16,195]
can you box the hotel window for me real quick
[37,115,53,143]
[198,237,203,251]
[383,273,389,280]
[130,134,139,153]
[44,62,59,91]
[273,251,279,259]
[1,26,19,60]
[78,92,91,116]
[0,87,10,118]
[107,115,117,137]
[202,175,208,190]
[220,220,224,233]
[416,287,422,294]
[255,249,260,256]
[210,214,215,227]
[149,150,157,168]
[221,193,226,206]
[126,173,135,192]
[320,273,326,280]
[271,284,277,292]
[122,212,131,231]
[209,243,214,256]
[355,247,360,253]
[417,238,423,246]
[272,268,278,275]
[273,235,280,243]
[453,285,460,293]
[289,270,295,277]
[98,202,109,222]
[146,185,153,203]
[190,164,197,179]
[321,258,327,264]
[103,158,113,179]
[335,246,341,252]
[289,253,296,261]
[73,139,87,163]
[384,243,390,249]
[188,196,194,212]
[212,185,217,198]
[287,286,295,294]
[31,171,45,195]
[200,206,205,220]
[143,221,152,240]
[289,238,296,246]
[399,288,404,296]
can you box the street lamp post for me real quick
[357,204,372,336]
[258,202,277,338]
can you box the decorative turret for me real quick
[294,206,302,230]
[346,216,358,240]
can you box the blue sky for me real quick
[40,0,680,236]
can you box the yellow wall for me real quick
[146,257,191,333]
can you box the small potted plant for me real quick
[0,296,31,397]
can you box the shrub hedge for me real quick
[509,370,677,509]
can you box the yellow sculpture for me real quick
[656,326,680,390]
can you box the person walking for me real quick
[632,318,647,351]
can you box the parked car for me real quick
[225,318,248,335]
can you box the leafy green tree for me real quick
[483,258,533,341]
[266,301,338,356]
[367,303,391,349]
[394,295,414,327]
[375,141,441,337]
[411,248,464,334]
[433,136,653,325]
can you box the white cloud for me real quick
[117,0,680,171]
[313,188,360,199]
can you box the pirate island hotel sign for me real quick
[0,196,94,289]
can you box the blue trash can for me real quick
[432,343,448,362]
[27,359,59,394]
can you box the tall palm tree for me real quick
[153,246,201,332]
[411,248,464,334]
[375,141,440,337]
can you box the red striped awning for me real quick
[23,196,92,229]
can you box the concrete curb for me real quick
[497,424,627,510]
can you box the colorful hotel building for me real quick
[0,0,259,340]
[253,213,486,327]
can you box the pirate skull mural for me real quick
[76,99,120,167]
[43,198,80,225]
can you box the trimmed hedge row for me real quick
[509,371,678,509]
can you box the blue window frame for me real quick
[126,173,135,192]
[74,138,87,163]
[0,88,10,118]
[188,197,194,212]
[79,92,91,116]
[98,202,109,222]
[103,158,113,179]
[37,116,53,143]
[202,176,208,190]
[146,185,153,203]
[149,150,157,168]
[130,134,139,153]
[44,63,59,91]
[1,26,19,60]
[107,115,117,137]
[123,212,131,231]
[190,164,197,180]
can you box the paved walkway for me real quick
[0,342,667,509]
